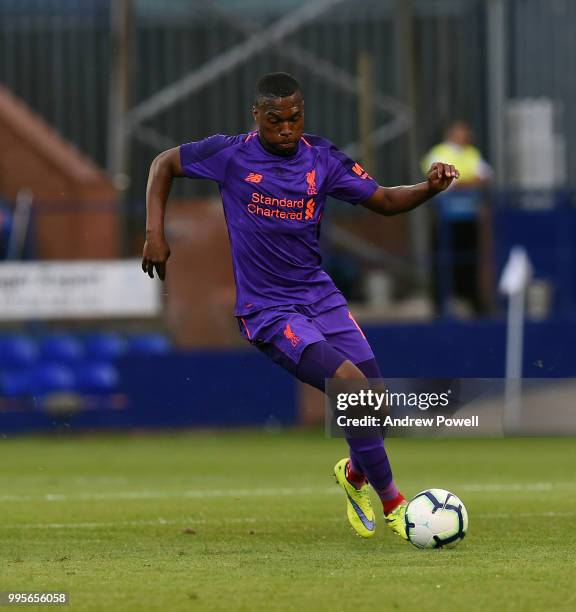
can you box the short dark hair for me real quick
[254,72,302,105]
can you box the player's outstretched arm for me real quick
[360,162,459,217]
[142,147,185,280]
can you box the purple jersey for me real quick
[179,132,378,316]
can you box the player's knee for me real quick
[333,359,367,382]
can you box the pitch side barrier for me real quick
[1,318,575,435]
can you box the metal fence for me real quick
[0,0,574,210]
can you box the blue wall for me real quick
[117,350,297,428]
[366,319,576,378]
[494,204,576,316]
[0,349,297,434]
[1,319,574,434]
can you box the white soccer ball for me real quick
[405,488,468,549]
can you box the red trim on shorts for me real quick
[240,317,252,339]
[348,311,366,339]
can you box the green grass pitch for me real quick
[1,431,575,611]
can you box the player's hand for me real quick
[427,162,459,194]
[142,232,170,281]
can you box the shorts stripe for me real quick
[348,311,366,339]
[240,317,252,339]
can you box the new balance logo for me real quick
[284,324,301,348]
[305,198,315,221]
[245,172,263,183]
[351,162,370,180]
[306,169,318,195]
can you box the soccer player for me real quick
[142,73,459,540]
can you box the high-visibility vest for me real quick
[421,143,483,182]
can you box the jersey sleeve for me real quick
[179,134,242,183]
[325,146,379,205]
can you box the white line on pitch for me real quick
[1,511,575,530]
[0,486,337,503]
[0,482,573,503]
[458,482,560,492]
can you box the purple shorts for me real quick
[237,291,375,368]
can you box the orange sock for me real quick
[382,492,406,515]
[345,460,367,489]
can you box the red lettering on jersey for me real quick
[351,162,370,179]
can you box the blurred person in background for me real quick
[422,120,492,316]
[142,72,459,542]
